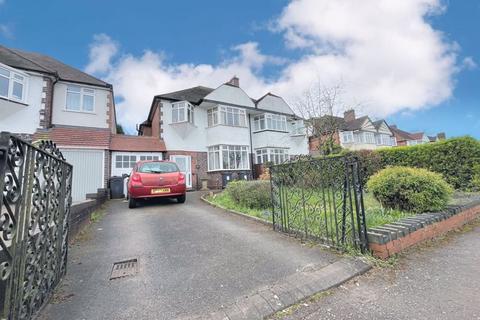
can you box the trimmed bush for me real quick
[377,137,480,190]
[225,180,271,209]
[366,166,453,213]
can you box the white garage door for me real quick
[61,149,105,202]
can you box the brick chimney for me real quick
[226,76,240,87]
[437,132,446,140]
[344,109,355,122]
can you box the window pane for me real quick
[66,92,81,110]
[0,77,8,97]
[13,74,23,81]
[83,94,94,111]
[116,155,122,162]
[222,149,229,169]
[67,85,81,93]
[0,67,9,78]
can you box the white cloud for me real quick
[86,0,459,132]
[462,56,477,70]
[85,34,119,74]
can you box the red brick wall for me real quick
[370,204,480,259]
[309,132,340,155]
[39,76,53,129]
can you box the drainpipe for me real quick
[248,114,254,179]
[48,72,60,129]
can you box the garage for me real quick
[61,148,106,202]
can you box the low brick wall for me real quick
[69,188,108,239]
[368,200,480,259]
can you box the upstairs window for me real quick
[354,131,375,144]
[66,85,95,112]
[375,133,393,146]
[172,101,194,124]
[340,131,354,143]
[290,120,305,136]
[207,106,246,127]
[0,66,27,103]
[253,114,287,132]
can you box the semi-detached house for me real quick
[138,77,309,189]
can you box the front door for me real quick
[170,155,192,188]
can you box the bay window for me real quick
[208,106,246,127]
[354,131,375,144]
[375,133,394,146]
[340,131,354,143]
[172,101,194,124]
[253,113,287,132]
[208,145,249,171]
[66,85,95,112]
[255,148,289,165]
[0,65,27,102]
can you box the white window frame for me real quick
[207,145,249,171]
[340,131,354,143]
[255,148,289,165]
[253,113,287,132]
[114,154,137,169]
[65,85,95,113]
[0,64,28,103]
[290,120,305,136]
[207,105,247,128]
[172,101,194,124]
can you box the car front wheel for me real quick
[177,194,186,204]
[128,197,137,209]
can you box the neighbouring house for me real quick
[309,109,396,154]
[390,125,446,146]
[0,45,118,202]
[138,77,309,189]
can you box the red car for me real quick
[127,160,186,208]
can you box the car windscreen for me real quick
[138,162,179,174]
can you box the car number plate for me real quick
[151,188,170,194]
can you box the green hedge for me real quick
[225,180,271,209]
[367,166,453,213]
[343,137,480,191]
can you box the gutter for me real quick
[248,114,255,177]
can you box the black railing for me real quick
[0,132,73,320]
[269,156,368,252]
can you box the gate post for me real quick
[351,159,369,253]
[0,132,11,320]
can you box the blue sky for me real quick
[0,0,478,137]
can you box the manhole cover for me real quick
[110,258,138,280]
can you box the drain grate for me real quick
[110,258,138,280]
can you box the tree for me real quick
[293,81,358,155]
[116,124,125,134]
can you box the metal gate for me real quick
[269,155,368,252]
[0,133,73,320]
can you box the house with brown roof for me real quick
[138,77,309,189]
[390,125,446,146]
[309,110,396,154]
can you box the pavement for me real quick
[272,218,480,320]
[39,192,369,320]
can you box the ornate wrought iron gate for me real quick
[0,133,73,320]
[269,156,368,252]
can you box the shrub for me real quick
[377,137,480,190]
[366,166,453,213]
[258,167,271,181]
[225,180,271,209]
[341,149,384,186]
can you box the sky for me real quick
[0,0,478,138]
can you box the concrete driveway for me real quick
[40,192,368,320]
